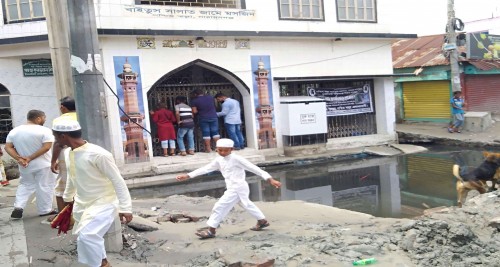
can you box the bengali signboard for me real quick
[467,32,500,60]
[22,59,53,77]
[307,83,373,116]
[124,5,255,20]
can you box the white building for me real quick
[0,0,416,165]
[465,16,500,34]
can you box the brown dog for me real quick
[453,151,500,208]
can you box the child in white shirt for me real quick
[176,138,281,239]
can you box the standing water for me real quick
[129,145,492,218]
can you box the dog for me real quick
[453,151,500,208]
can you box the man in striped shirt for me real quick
[175,96,195,156]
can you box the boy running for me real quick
[176,138,281,239]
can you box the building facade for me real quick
[0,0,415,164]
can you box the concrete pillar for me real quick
[67,0,112,151]
[42,0,74,99]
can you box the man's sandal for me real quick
[250,221,270,231]
[195,230,215,239]
[40,209,58,217]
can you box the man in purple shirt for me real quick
[190,89,220,152]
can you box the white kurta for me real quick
[188,154,271,228]
[62,142,132,234]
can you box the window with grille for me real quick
[3,0,44,23]
[336,0,376,22]
[278,0,323,20]
[0,85,12,144]
[140,0,242,9]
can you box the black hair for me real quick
[214,93,226,98]
[175,96,187,104]
[191,89,203,96]
[60,96,76,111]
[453,91,462,96]
[53,129,82,138]
[27,110,45,121]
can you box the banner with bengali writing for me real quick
[307,83,374,116]
[123,5,256,20]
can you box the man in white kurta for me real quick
[53,119,132,267]
[176,138,281,239]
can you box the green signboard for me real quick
[22,59,53,77]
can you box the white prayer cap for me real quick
[216,138,234,148]
[52,119,81,132]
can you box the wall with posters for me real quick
[98,34,396,158]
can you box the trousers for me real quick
[77,204,115,267]
[14,167,55,215]
[206,185,265,228]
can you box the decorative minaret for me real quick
[254,60,277,149]
[118,58,147,162]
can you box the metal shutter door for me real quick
[464,75,500,114]
[403,81,450,120]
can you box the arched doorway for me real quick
[0,84,12,143]
[147,60,249,156]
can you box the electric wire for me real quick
[102,78,152,135]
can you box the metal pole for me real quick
[67,0,112,150]
[447,0,462,92]
[43,0,73,99]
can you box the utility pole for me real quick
[447,0,462,92]
[44,0,121,252]
[43,1,73,99]
[67,0,112,151]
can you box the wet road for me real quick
[130,145,489,218]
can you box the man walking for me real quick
[215,93,244,150]
[51,96,77,219]
[53,119,132,267]
[5,110,55,219]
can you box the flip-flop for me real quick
[195,229,215,239]
[250,221,270,231]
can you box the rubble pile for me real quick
[392,191,500,266]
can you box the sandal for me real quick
[250,221,270,231]
[195,229,215,239]
[40,209,58,217]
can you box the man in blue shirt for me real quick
[449,91,465,133]
[215,93,245,150]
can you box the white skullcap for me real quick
[52,119,81,132]
[216,138,234,148]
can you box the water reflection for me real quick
[129,147,489,218]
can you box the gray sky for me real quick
[391,0,500,36]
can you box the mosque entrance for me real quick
[147,61,246,156]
